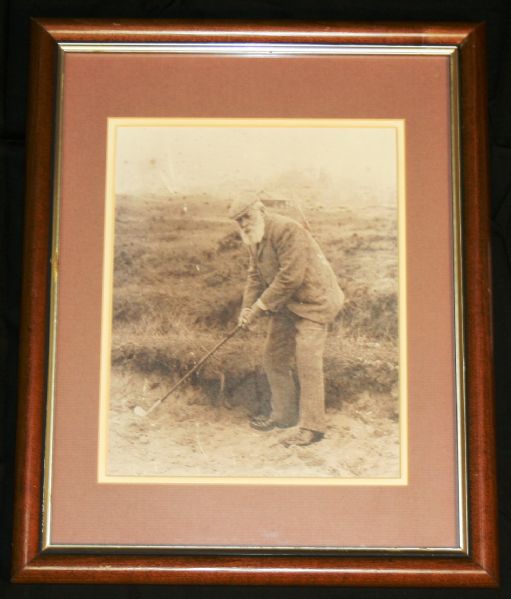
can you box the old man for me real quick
[229,197,344,447]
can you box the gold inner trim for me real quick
[41,42,466,553]
[448,48,468,555]
[42,44,66,552]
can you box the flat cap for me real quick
[227,196,261,220]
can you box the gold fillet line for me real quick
[42,44,66,551]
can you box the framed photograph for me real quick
[12,19,497,586]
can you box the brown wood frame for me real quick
[11,19,497,586]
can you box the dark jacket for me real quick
[242,213,344,324]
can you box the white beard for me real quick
[240,217,265,246]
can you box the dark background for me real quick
[1,1,510,597]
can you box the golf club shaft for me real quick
[144,325,241,415]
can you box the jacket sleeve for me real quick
[242,251,265,309]
[258,223,307,312]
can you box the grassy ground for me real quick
[110,194,399,420]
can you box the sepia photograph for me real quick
[99,118,406,482]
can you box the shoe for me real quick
[250,416,290,431]
[281,428,324,447]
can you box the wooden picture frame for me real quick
[12,19,497,586]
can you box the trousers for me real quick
[262,310,328,433]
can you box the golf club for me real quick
[133,324,241,417]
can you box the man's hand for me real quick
[238,308,252,328]
[238,304,262,328]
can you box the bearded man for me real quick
[229,197,344,447]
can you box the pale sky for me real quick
[115,124,399,200]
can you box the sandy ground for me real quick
[107,368,401,480]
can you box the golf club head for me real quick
[133,406,147,417]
